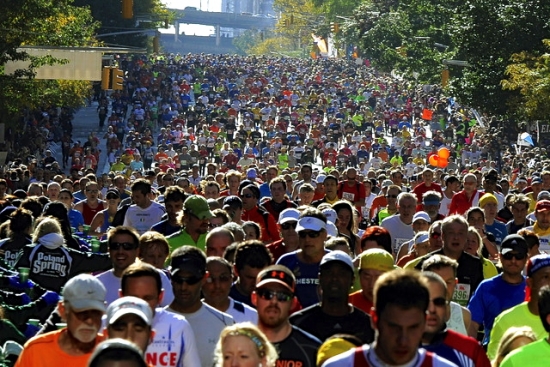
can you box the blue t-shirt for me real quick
[276,249,330,308]
[467,274,526,345]
[68,209,84,229]
[485,221,508,245]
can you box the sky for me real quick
[162,0,222,36]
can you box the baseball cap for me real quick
[62,274,106,312]
[184,195,214,219]
[296,216,327,232]
[255,265,296,292]
[412,211,430,223]
[106,188,120,197]
[107,296,153,326]
[223,195,243,209]
[526,254,550,277]
[322,208,338,224]
[479,193,498,208]
[537,191,550,201]
[532,177,543,184]
[414,232,430,245]
[279,208,300,224]
[170,255,206,277]
[500,234,528,255]
[320,250,354,273]
[247,168,257,179]
[316,174,326,184]
[326,221,338,237]
[536,200,550,213]
[358,248,398,272]
[381,179,393,188]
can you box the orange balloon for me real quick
[437,158,449,168]
[428,155,439,166]
[438,147,450,159]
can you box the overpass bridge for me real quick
[168,8,276,46]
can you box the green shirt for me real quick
[167,228,207,253]
[488,302,546,360]
[501,338,550,367]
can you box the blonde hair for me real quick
[492,326,536,367]
[214,322,278,367]
[32,217,62,243]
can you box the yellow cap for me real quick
[316,338,357,366]
[358,248,399,272]
[479,193,497,208]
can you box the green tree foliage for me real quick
[449,0,550,115]
[0,0,98,127]
[502,40,550,120]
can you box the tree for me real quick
[502,40,550,120]
[449,0,550,115]
[0,0,99,127]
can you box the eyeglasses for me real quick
[69,308,104,321]
[431,297,448,307]
[281,222,297,230]
[109,242,138,251]
[172,275,203,285]
[386,195,398,198]
[206,274,232,283]
[431,232,441,239]
[502,252,527,261]
[241,193,254,199]
[298,230,322,239]
[256,288,293,302]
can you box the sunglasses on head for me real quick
[109,242,137,251]
[431,297,448,307]
[281,222,297,230]
[256,288,293,302]
[298,230,322,239]
[502,252,526,261]
[172,275,203,285]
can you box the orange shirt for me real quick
[15,329,103,367]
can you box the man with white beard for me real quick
[15,274,107,366]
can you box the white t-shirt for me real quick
[95,268,174,307]
[167,302,235,367]
[225,298,258,324]
[146,308,201,367]
[123,201,166,235]
[322,344,455,367]
[381,215,415,255]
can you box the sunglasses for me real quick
[106,195,119,200]
[298,230,322,239]
[386,194,398,198]
[281,222,297,230]
[241,193,254,199]
[172,275,203,285]
[431,232,441,239]
[70,308,104,321]
[109,242,138,251]
[256,288,293,302]
[431,297,448,307]
[86,189,99,193]
[502,252,526,261]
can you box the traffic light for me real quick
[330,22,339,34]
[111,68,124,90]
[101,67,111,90]
[153,35,160,53]
[122,0,133,19]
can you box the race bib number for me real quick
[452,283,471,307]
[342,192,355,202]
